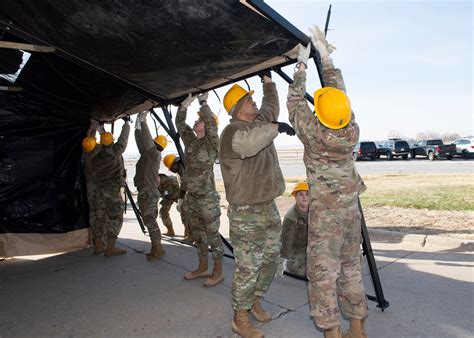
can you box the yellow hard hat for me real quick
[154,135,168,149]
[291,181,309,197]
[100,132,114,146]
[81,136,96,152]
[223,84,254,114]
[213,113,219,127]
[313,87,351,130]
[163,154,176,169]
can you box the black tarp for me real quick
[0,0,304,236]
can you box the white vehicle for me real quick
[453,138,474,158]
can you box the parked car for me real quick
[376,143,390,159]
[353,141,377,161]
[410,139,456,160]
[379,139,411,160]
[452,138,474,158]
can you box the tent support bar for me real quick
[149,109,171,136]
[160,105,186,163]
[274,68,314,104]
[0,40,55,53]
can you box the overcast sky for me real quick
[121,0,472,158]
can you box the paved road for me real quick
[125,154,473,182]
[215,157,473,179]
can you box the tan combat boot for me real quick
[163,223,175,237]
[184,256,209,280]
[203,260,224,287]
[93,236,105,255]
[146,241,166,261]
[232,310,264,338]
[343,319,367,338]
[250,297,272,322]
[104,235,127,257]
[324,326,342,338]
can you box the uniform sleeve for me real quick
[321,57,347,92]
[113,122,130,155]
[287,70,319,142]
[255,82,279,123]
[231,124,278,159]
[135,122,155,155]
[199,104,219,151]
[281,212,296,259]
[176,106,196,147]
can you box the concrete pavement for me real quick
[1,209,473,337]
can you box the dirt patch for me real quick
[274,197,474,240]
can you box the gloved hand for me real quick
[197,92,209,106]
[272,121,295,136]
[276,258,287,277]
[176,198,184,213]
[258,70,272,83]
[309,25,335,60]
[122,115,131,122]
[297,43,311,67]
[135,111,147,130]
[181,93,196,109]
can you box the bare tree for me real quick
[415,131,441,141]
[441,133,460,143]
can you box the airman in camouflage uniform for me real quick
[92,119,130,257]
[176,92,224,287]
[134,112,166,261]
[157,173,180,236]
[281,183,309,277]
[220,74,295,338]
[83,123,108,255]
[287,31,368,338]
[165,156,193,243]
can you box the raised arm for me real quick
[175,94,196,147]
[256,79,279,123]
[135,121,155,155]
[287,65,317,141]
[113,121,130,155]
[199,103,219,150]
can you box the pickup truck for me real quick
[410,139,456,160]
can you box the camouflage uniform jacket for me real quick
[158,174,180,201]
[175,104,218,196]
[287,70,366,208]
[219,82,285,205]
[92,122,130,188]
[134,123,161,190]
[281,204,308,259]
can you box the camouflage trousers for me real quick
[228,200,281,311]
[137,187,161,241]
[96,183,124,237]
[180,195,192,237]
[286,253,307,277]
[185,191,223,260]
[159,198,176,228]
[86,181,106,240]
[307,200,368,329]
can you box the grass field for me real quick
[359,173,474,211]
[218,173,474,211]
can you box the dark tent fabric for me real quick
[0,0,305,240]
